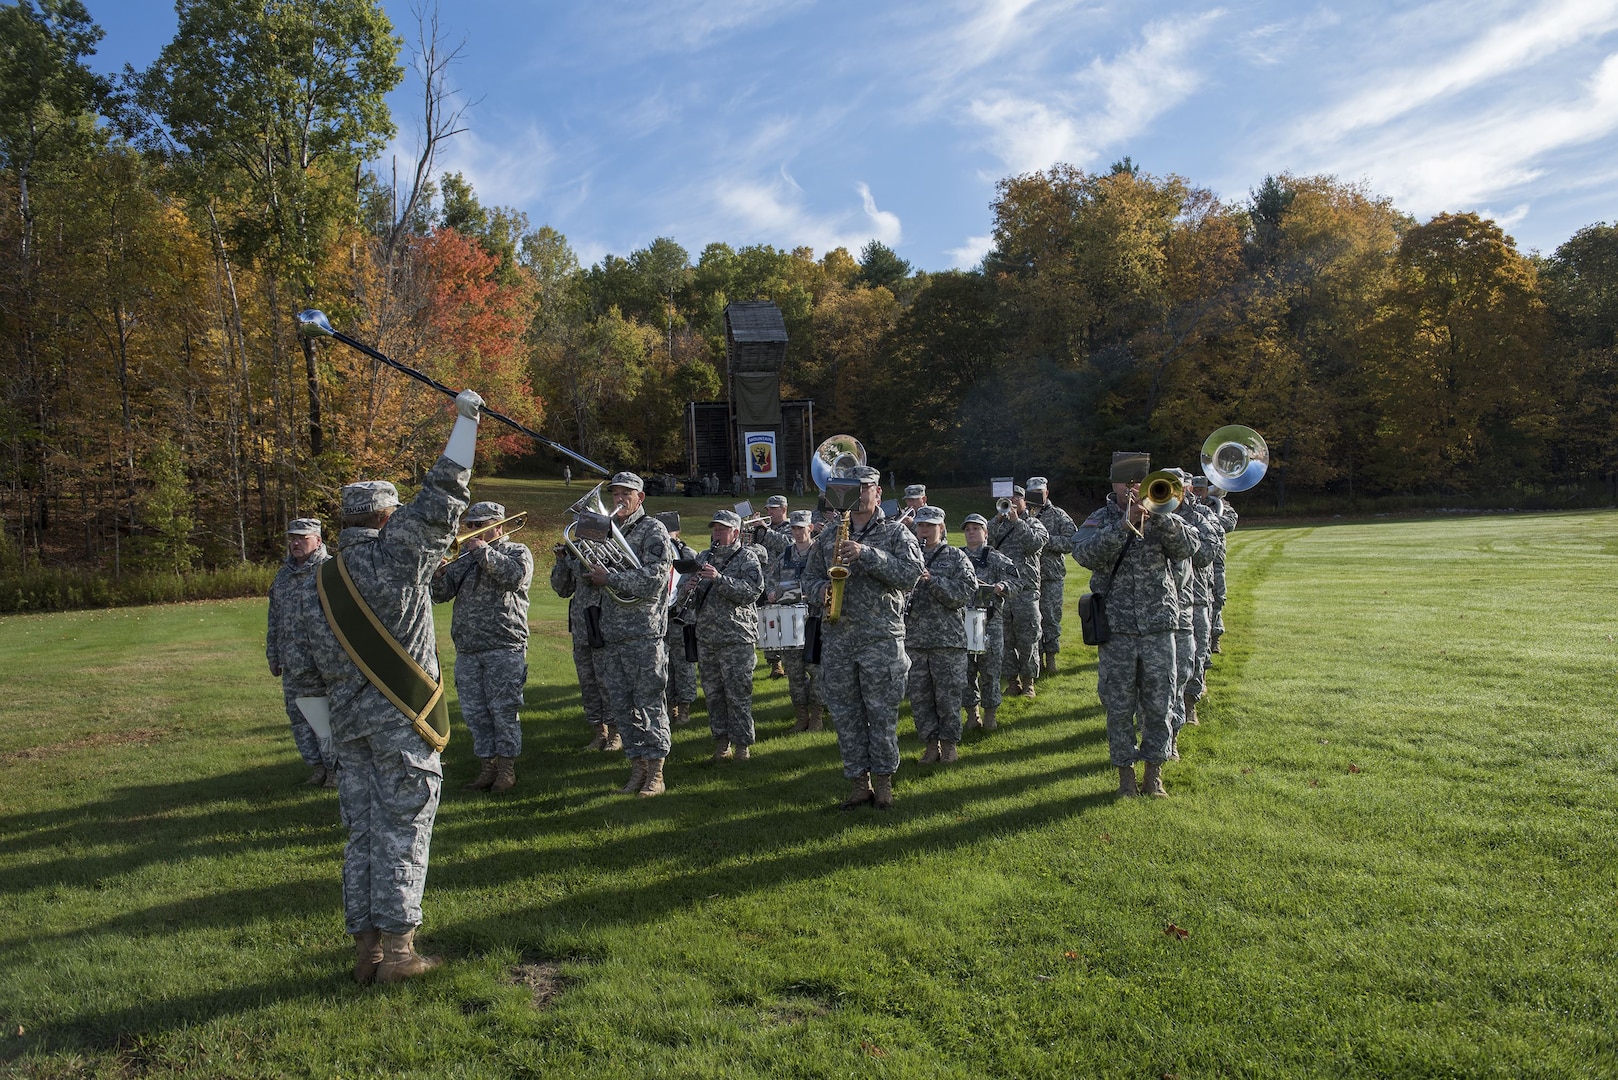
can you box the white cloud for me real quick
[713,175,902,254]
[947,234,994,269]
[595,0,811,54]
[425,122,559,210]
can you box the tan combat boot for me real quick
[965,705,981,730]
[982,705,998,731]
[840,774,874,810]
[872,773,894,810]
[673,703,691,726]
[806,704,824,732]
[306,764,328,786]
[1210,639,1222,654]
[638,758,666,797]
[490,756,516,793]
[769,658,786,679]
[792,703,810,732]
[617,758,647,794]
[323,769,338,790]
[1021,679,1036,700]
[603,723,624,750]
[734,744,751,762]
[920,739,941,765]
[1143,761,1168,798]
[1118,765,1140,797]
[583,724,608,751]
[712,737,733,763]
[1043,651,1057,675]
[1184,694,1200,726]
[376,929,441,983]
[465,758,497,791]
[941,741,959,763]
[1006,675,1022,697]
[353,928,384,985]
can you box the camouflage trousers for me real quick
[965,618,1005,710]
[453,646,526,759]
[781,647,822,706]
[597,637,671,760]
[665,620,698,708]
[334,724,442,935]
[1096,631,1177,767]
[1212,565,1227,640]
[1188,605,1212,699]
[1000,592,1043,683]
[907,647,967,743]
[698,641,757,747]
[1169,627,1195,732]
[1038,573,1067,654]
[571,636,609,729]
[821,634,910,779]
[282,675,333,768]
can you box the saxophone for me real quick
[826,511,851,622]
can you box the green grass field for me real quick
[2,500,1615,1078]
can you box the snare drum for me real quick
[963,607,989,655]
[757,603,808,650]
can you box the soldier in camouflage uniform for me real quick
[900,484,928,532]
[959,513,1018,731]
[550,540,619,752]
[431,501,532,793]
[1209,487,1238,654]
[586,472,675,797]
[989,485,1048,697]
[803,465,924,810]
[267,517,333,786]
[680,509,764,761]
[281,387,483,983]
[661,513,700,726]
[1071,451,1195,799]
[750,495,793,679]
[765,509,824,730]
[1027,477,1077,677]
[1166,470,1212,753]
[903,506,975,765]
[1182,478,1226,724]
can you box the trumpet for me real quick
[444,511,527,563]
[995,497,1014,516]
[1123,470,1184,537]
[562,483,647,605]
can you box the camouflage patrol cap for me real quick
[851,465,881,485]
[1026,476,1049,492]
[465,501,504,522]
[766,494,789,508]
[914,506,946,525]
[710,509,742,528]
[1191,474,1210,491]
[285,518,322,536]
[1012,484,1026,497]
[607,471,644,492]
[962,513,989,528]
[788,510,813,527]
[341,481,399,514]
[1109,452,1150,484]
[903,484,926,499]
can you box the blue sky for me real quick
[89,0,1618,271]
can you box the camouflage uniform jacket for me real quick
[688,541,763,646]
[903,542,976,649]
[961,544,1020,619]
[750,520,793,559]
[267,542,330,666]
[666,537,701,624]
[284,455,471,740]
[1214,500,1237,570]
[988,513,1048,588]
[803,507,924,647]
[549,550,601,644]
[1181,497,1224,605]
[1070,493,1195,636]
[765,541,816,602]
[596,507,673,644]
[1033,504,1078,582]
[430,538,533,652]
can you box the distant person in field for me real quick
[431,501,533,794]
[1071,452,1196,798]
[283,387,483,984]
[562,464,572,488]
[1026,476,1078,677]
[266,517,333,787]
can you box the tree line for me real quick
[3,0,1616,580]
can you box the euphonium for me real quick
[562,482,647,605]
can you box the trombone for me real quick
[1123,470,1184,538]
[562,483,647,605]
[445,511,527,563]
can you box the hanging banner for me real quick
[745,431,778,478]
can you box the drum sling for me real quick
[316,553,450,752]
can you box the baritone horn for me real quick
[1201,425,1268,492]
[562,483,646,605]
[812,435,866,623]
[446,511,527,563]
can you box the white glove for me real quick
[455,389,484,420]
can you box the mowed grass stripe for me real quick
[0,509,1615,1077]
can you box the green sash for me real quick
[316,553,450,752]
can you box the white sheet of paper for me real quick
[295,696,332,741]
